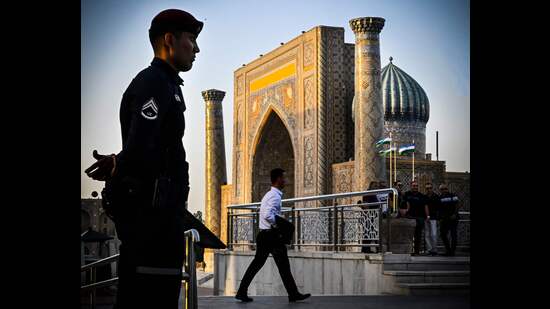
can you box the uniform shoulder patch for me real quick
[141,98,158,120]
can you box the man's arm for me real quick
[265,194,280,226]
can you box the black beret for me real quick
[149,9,203,38]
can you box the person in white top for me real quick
[235,168,311,303]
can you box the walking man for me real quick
[235,168,311,303]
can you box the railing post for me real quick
[387,201,391,253]
[229,210,233,250]
[226,209,231,250]
[91,268,96,309]
[340,206,345,250]
[378,204,382,254]
[296,206,301,251]
[333,198,338,252]
[187,234,198,309]
[291,205,296,250]
[253,208,259,247]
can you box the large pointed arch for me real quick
[250,108,296,202]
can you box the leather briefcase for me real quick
[274,215,295,245]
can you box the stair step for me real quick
[397,283,470,296]
[383,270,470,283]
[383,257,470,271]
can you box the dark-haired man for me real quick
[439,184,460,256]
[424,183,440,256]
[404,181,429,255]
[84,9,203,308]
[235,168,311,303]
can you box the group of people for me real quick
[359,180,461,257]
[396,180,461,256]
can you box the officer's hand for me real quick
[85,150,116,181]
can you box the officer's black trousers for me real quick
[113,206,187,309]
[237,230,299,297]
[440,218,458,254]
[414,218,425,254]
[115,242,182,309]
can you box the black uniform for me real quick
[425,192,441,220]
[439,192,460,255]
[107,57,190,309]
[404,191,427,254]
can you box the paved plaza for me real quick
[195,295,470,309]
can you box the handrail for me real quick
[227,188,398,209]
[81,254,119,272]
[227,189,398,252]
[227,202,387,217]
[227,190,469,255]
[81,228,201,309]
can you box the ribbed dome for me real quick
[381,57,429,123]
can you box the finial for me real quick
[389,56,393,63]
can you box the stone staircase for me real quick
[381,254,470,296]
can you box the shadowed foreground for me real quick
[195,295,470,309]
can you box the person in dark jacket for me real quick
[403,181,429,255]
[438,184,460,256]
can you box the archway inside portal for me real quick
[252,112,295,202]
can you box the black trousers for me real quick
[414,218,425,254]
[113,184,189,309]
[440,218,459,254]
[115,242,183,309]
[237,229,299,296]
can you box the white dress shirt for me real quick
[259,186,283,230]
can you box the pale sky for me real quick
[81,0,470,214]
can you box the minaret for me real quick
[349,17,386,191]
[202,89,227,240]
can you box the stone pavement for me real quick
[196,295,470,309]
[86,294,469,309]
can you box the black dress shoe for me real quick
[289,293,311,302]
[235,294,253,302]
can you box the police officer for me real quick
[403,181,429,256]
[85,9,202,309]
[438,184,460,256]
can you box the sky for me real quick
[81,0,470,214]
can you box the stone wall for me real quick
[214,250,384,296]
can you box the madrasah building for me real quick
[200,18,470,267]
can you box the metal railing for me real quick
[457,211,470,248]
[227,188,398,252]
[80,229,201,309]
